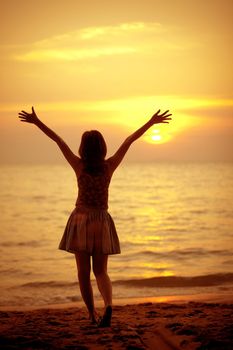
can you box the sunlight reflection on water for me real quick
[0,162,233,306]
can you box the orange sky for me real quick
[1,0,233,163]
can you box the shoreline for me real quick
[1,296,232,349]
[1,291,233,312]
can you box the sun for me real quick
[144,128,171,144]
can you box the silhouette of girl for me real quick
[18,107,171,327]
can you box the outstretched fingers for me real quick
[18,116,28,122]
[18,111,29,117]
[155,110,172,118]
[160,110,169,116]
[161,113,172,122]
[18,107,39,125]
[151,109,173,125]
[18,109,33,123]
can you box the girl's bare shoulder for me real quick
[73,158,84,177]
[105,158,116,177]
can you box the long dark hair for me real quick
[79,130,107,175]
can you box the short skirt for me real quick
[59,207,121,255]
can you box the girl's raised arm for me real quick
[107,109,172,172]
[18,107,80,171]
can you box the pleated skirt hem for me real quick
[58,207,121,255]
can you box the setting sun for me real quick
[0,0,232,164]
[1,2,233,347]
[144,128,170,144]
[142,111,201,145]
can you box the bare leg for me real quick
[93,254,112,307]
[75,252,97,323]
[93,254,112,327]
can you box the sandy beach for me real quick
[1,295,233,350]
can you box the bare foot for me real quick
[89,310,99,325]
[98,305,112,328]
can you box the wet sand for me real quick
[0,296,233,349]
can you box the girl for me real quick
[18,107,171,327]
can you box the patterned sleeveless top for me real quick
[75,165,111,210]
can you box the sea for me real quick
[0,162,233,308]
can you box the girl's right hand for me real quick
[18,107,39,124]
[150,109,172,124]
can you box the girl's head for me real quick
[79,130,107,173]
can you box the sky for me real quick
[1,0,233,163]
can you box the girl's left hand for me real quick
[18,107,39,124]
[150,110,172,124]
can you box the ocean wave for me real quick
[18,281,77,289]
[30,195,47,201]
[1,240,44,248]
[113,273,233,288]
[14,273,233,290]
[125,248,232,260]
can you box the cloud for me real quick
[13,21,192,62]
[29,22,163,47]
[15,47,137,62]
[78,22,163,40]
[3,94,232,153]
[4,95,233,122]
